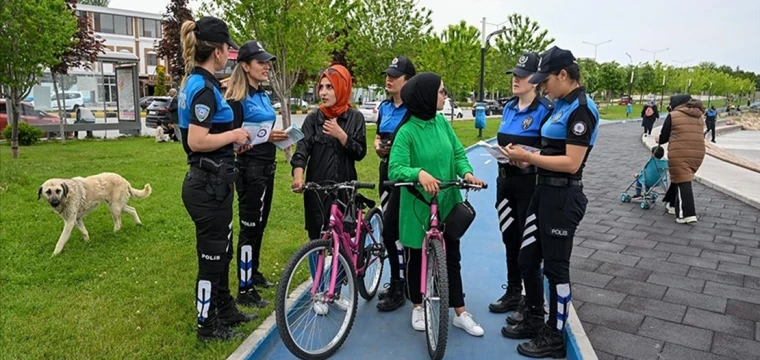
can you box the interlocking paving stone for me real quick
[570,255,604,272]
[654,243,702,257]
[571,245,596,258]
[591,250,641,267]
[577,303,645,334]
[621,246,671,261]
[636,257,690,276]
[612,236,658,249]
[711,332,760,359]
[638,317,714,352]
[689,239,736,253]
[715,235,760,249]
[683,308,756,339]
[570,268,614,288]
[647,272,705,293]
[687,268,745,287]
[588,326,664,360]
[735,246,760,258]
[596,263,652,282]
[725,299,760,322]
[572,284,627,307]
[700,250,751,265]
[662,288,728,313]
[606,278,667,300]
[659,343,733,360]
[703,282,760,305]
[668,253,719,270]
[746,276,760,290]
[718,262,760,278]
[619,296,687,323]
[578,239,626,252]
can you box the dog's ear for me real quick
[37,186,42,200]
[61,182,69,198]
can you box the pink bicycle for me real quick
[384,179,486,360]
[275,180,385,360]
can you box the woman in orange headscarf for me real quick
[291,64,367,241]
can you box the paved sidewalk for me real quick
[577,121,760,360]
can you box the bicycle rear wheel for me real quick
[424,239,449,360]
[358,208,385,300]
[275,239,358,360]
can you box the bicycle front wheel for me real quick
[358,207,385,300]
[275,239,358,360]
[424,238,449,360]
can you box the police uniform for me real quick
[178,17,255,341]
[228,41,278,308]
[704,107,717,142]
[502,47,599,358]
[375,56,415,312]
[490,52,553,314]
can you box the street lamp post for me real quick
[686,67,694,93]
[707,82,713,107]
[478,17,508,138]
[641,47,669,63]
[625,52,635,101]
[582,39,612,61]
[660,74,667,108]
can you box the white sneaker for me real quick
[676,216,698,224]
[333,295,351,312]
[411,306,425,331]
[665,203,675,215]
[313,301,329,315]
[453,311,484,337]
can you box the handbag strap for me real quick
[406,185,431,206]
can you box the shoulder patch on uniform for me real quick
[571,121,587,136]
[195,104,210,122]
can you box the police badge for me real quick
[522,116,534,130]
[551,110,563,123]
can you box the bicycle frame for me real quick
[308,188,381,301]
[420,197,445,299]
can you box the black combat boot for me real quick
[516,324,566,358]
[197,317,245,342]
[501,305,544,339]
[376,279,405,312]
[252,272,274,288]
[237,288,269,308]
[217,301,258,328]
[489,285,523,313]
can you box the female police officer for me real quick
[178,16,256,341]
[489,52,553,314]
[225,40,289,308]
[374,56,416,312]
[501,46,599,358]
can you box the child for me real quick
[632,145,666,199]
[626,103,633,118]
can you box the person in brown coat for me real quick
[656,94,706,224]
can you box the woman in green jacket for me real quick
[388,72,486,337]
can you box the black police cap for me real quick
[506,51,540,77]
[382,56,416,78]
[529,46,578,84]
[237,40,276,63]
[195,16,238,50]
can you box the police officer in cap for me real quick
[374,56,416,312]
[178,16,256,341]
[489,51,553,315]
[502,46,599,358]
[225,40,290,308]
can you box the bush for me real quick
[2,122,44,146]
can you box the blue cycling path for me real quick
[246,142,575,360]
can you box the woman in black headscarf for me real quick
[388,72,487,336]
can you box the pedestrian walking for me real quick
[641,99,659,137]
[704,105,718,143]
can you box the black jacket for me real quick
[168,96,179,124]
[291,107,367,182]
[641,104,660,128]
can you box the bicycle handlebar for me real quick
[382,179,488,190]
[296,180,376,193]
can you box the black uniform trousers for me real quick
[704,120,716,142]
[182,168,235,328]
[404,233,465,308]
[519,181,587,333]
[379,158,404,281]
[495,171,536,291]
[234,158,276,294]
[663,181,697,219]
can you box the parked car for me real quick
[273,98,309,111]
[145,96,173,129]
[471,100,503,116]
[440,99,464,118]
[618,95,633,105]
[358,101,381,123]
[0,99,70,138]
[139,96,157,110]
[51,91,85,112]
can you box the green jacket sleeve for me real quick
[444,118,474,178]
[388,126,422,182]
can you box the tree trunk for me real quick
[52,73,66,143]
[9,89,20,159]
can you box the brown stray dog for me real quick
[38,172,151,256]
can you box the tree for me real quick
[343,0,433,87]
[50,0,106,143]
[157,0,193,82]
[0,0,78,158]
[577,58,600,95]
[597,61,625,99]
[634,63,655,102]
[205,0,350,160]
[154,65,167,96]
[78,0,110,6]
[485,14,553,98]
[434,21,481,103]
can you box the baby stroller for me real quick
[621,148,669,209]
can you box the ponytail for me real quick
[180,20,197,89]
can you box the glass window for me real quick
[147,53,158,66]
[113,15,132,35]
[140,18,160,38]
[96,13,114,33]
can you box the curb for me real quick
[640,126,760,210]
[229,138,598,360]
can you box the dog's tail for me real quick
[129,184,152,199]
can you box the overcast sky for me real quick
[109,0,760,72]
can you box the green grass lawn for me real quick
[0,118,501,360]
[598,99,732,120]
